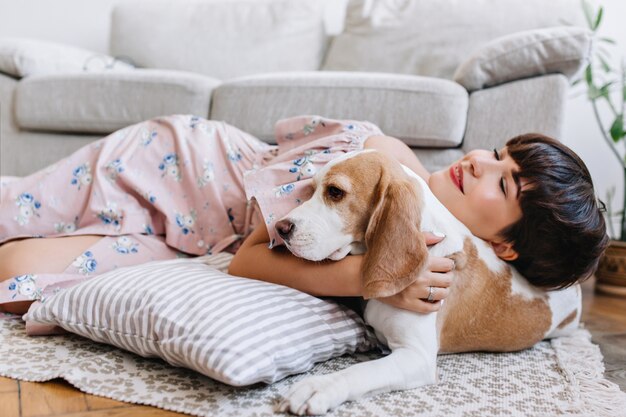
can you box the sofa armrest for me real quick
[453,26,592,92]
[462,74,569,152]
[15,69,222,134]
[0,37,134,79]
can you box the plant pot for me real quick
[596,239,626,296]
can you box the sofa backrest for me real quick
[110,0,586,81]
[323,0,587,79]
[109,0,327,80]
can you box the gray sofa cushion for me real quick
[110,0,326,80]
[462,74,569,153]
[14,69,221,134]
[454,27,592,92]
[210,72,468,148]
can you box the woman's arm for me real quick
[229,224,454,313]
[228,224,363,297]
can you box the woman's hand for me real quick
[377,232,454,313]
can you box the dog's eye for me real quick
[327,186,344,201]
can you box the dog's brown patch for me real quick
[557,310,577,329]
[438,238,551,353]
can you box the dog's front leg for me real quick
[277,301,438,415]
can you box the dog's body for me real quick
[276,150,581,415]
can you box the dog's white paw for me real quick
[276,374,347,415]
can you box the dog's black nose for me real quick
[275,219,295,240]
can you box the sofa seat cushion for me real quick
[210,72,468,148]
[110,0,326,80]
[14,69,221,134]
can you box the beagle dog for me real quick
[275,150,581,415]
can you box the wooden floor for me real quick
[0,277,624,417]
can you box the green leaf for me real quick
[585,64,593,86]
[581,0,595,29]
[600,37,616,44]
[610,116,625,142]
[588,84,600,99]
[597,82,614,100]
[593,6,604,30]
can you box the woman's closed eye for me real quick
[493,149,507,196]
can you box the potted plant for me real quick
[579,0,626,295]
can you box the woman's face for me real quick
[428,147,524,247]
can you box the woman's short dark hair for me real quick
[499,133,609,289]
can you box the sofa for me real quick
[0,0,590,177]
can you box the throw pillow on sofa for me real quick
[0,38,134,78]
[24,254,377,386]
[453,26,593,92]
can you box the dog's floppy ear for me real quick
[362,176,429,299]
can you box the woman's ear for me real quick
[361,177,429,299]
[491,240,519,261]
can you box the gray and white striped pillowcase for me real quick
[25,254,375,386]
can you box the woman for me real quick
[0,115,608,321]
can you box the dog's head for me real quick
[275,150,429,299]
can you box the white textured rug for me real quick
[0,317,625,417]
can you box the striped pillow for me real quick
[24,254,375,386]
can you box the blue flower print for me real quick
[189,116,216,136]
[227,208,235,223]
[197,159,215,187]
[303,116,325,135]
[274,183,295,198]
[14,192,41,226]
[112,236,139,254]
[8,274,41,300]
[141,127,157,146]
[138,190,157,205]
[159,153,182,181]
[97,202,123,230]
[72,251,98,275]
[144,224,154,235]
[71,163,93,190]
[226,145,242,162]
[105,159,124,182]
[265,213,276,225]
[289,156,317,180]
[54,216,79,233]
[175,209,197,235]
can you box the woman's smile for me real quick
[449,163,464,193]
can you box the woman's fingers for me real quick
[426,272,453,289]
[380,294,442,313]
[420,285,449,302]
[428,256,455,273]
[423,231,445,246]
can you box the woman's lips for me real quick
[449,163,464,193]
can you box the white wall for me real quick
[1,0,625,233]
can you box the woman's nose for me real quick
[468,156,482,177]
[469,154,497,177]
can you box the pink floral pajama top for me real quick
[0,115,383,307]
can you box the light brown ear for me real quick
[361,177,429,299]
